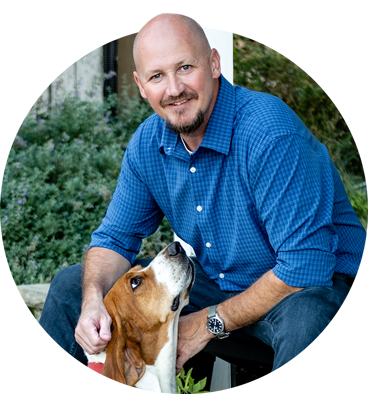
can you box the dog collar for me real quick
[87,363,104,387]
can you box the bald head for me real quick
[132,13,221,139]
[133,14,211,71]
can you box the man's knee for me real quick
[271,285,349,347]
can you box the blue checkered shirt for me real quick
[90,75,366,290]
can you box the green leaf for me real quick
[189,376,194,392]
[197,377,207,392]
[176,375,184,391]
[184,368,193,389]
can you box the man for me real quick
[40,13,366,374]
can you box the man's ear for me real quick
[102,293,145,386]
[210,48,221,79]
[133,71,148,99]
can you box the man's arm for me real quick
[217,270,303,330]
[176,269,303,373]
[76,140,164,355]
[74,247,131,355]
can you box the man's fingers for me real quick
[75,324,101,355]
[98,315,112,342]
[75,307,112,355]
[176,354,186,375]
[76,333,96,356]
[76,329,108,355]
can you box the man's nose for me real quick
[166,74,184,98]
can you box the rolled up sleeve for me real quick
[250,133,338,287]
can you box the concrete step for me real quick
[0,328,36,384]
[11,283,50,309]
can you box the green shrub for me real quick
[0,86,174,285]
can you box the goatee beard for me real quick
[166,110,205,136]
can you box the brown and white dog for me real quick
[86,242,194,393]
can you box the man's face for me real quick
[134,27,221,135]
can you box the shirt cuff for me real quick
[89,233,142,265]
[273,249,336,287]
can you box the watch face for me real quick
[208,317,224,334]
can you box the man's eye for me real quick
[152,73,161,80]
[181,65,190,71]
[131,276,142,290]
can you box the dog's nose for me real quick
[167,242,184,257]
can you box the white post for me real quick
[210,357,232,391]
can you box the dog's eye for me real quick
[131,276,142,290]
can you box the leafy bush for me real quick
[1,86,174,285]
[234,28,368,178]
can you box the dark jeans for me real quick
[39,257,352,371]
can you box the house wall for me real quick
[0,26,103,124]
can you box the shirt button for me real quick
[190,167,196,173]
[206,242,211,248]
[219,273,225,279]
[197,206,202,212]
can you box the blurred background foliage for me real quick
[1,86,164,285]
[1,35,366,285]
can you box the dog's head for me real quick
[102,242,194,386]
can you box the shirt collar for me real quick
[159,74,235,156]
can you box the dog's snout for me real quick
[167,241,184,257]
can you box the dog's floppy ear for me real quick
[102,291,145,386]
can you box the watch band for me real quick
[208,304,217,319]
[207,304,230,339]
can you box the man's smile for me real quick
[171,99,189,106]
[161,91,198,109]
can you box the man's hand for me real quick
[176,308,213,374]
[75,298,112,356]
[76,247,131,355]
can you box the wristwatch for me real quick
[207,304,230,339]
